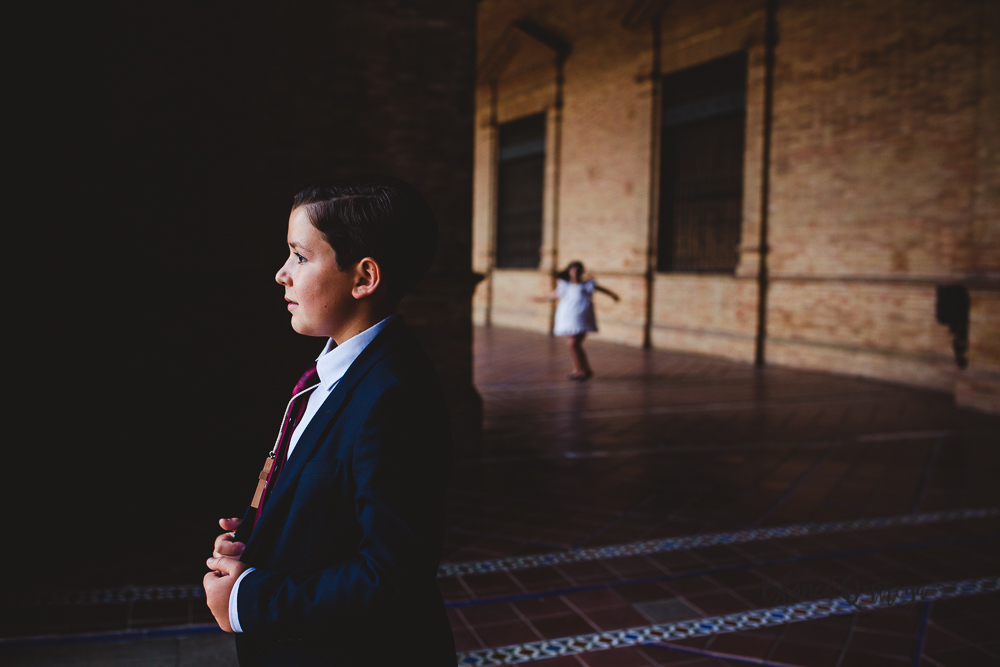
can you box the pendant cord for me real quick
[270,384,320,456]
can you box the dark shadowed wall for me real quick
[9,0,478,597]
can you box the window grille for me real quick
[496,113,545,269]
[658,53,746,273]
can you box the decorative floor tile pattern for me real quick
[455,576,1000,665]
[32,585,205,607]
[443,534,999,610]
[438,507,1000,577]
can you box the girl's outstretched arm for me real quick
[532,290,560,303]
[594,284,620,302]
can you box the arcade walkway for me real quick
[4,326,999,666]
[444,326,1000,666]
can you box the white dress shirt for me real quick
[228,314,397,633]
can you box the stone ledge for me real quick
[956,370,1000,414]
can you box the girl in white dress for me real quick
[534,261,620,380]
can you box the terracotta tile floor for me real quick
[4,325,999,667]
[443,326,1000,666]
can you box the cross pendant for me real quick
[250,455,275,509]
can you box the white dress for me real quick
[553,279,598,336]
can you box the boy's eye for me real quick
[294,253,306,264]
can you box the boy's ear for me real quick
[351,257,382,299]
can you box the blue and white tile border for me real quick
[35,509,998,608]
[33,584,204,607]
[439,507,1000,577]
[455,575,1000,666]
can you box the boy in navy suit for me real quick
[203,176,455,665]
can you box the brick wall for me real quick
[763,0,996,405]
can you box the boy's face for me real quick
[275,207,358,340]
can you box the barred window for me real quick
[496,113,546,269]
[658,53,746,273]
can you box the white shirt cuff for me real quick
[228,567,256,633]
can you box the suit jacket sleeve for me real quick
[235,378,449,637]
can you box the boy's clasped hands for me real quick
[204,517,250,632]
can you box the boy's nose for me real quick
[275,263,291,286]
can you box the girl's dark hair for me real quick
[292,175,437,303]
[556,261,584,282]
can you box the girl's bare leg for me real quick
[567,333,592,379]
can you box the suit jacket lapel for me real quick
[247,318,402,546]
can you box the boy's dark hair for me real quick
[556,260,584,282]
[292,176,437,303]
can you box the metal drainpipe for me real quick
[485,80,498,328]
[643,15,663,350]
[755,0,777,367]
[549,56,565,335]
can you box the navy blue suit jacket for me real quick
[232,317,455,666]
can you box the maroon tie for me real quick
[255,364,319,521]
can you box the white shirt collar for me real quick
[314,314,398,392]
